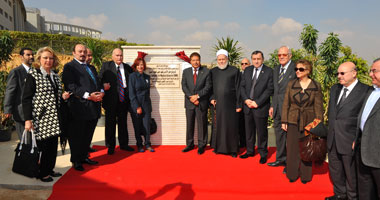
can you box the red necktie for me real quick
[193,68,197,85]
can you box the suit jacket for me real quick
[355,87,380,168]
[327,81,370,155]
[4,65,28,121]
[281,79,324,131]
[272,61,296,117]
[181,66,212,111]
[62,60,102,120]
[128,72,152,113]
[99,61,134,110]
[240,65,274,117]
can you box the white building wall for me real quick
[122,46,201,145]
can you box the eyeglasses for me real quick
[241,63,249,65]
[278,54,288,58]
[294,67,306,72]
[369,69,380,74]
[336,70,353,76]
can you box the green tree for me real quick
[0,31,15,68]
[299,24,319,56]
[213,36,243,66]
[83,38,105,71]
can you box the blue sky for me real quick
[24,0,380,64]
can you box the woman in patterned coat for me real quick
[22,47,70,182]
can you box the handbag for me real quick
[299,134,327,162]
[150,118,157,135]
[299,119,327,162]
[12,130,40,178]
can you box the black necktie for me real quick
[338,88,348,107]
[249,68,258,99]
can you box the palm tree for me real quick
[213,36,243,66]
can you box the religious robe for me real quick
[210,65,241,154]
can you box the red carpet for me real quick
[49,146,333,200]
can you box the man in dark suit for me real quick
[181,52,212,155]
[238,58,250,148]
[4,48,34,140]
[354,58,380,200]
[240,51,273,164]
[85,48,98,153]
[326,62,370,200]
[268,46,296,171]
[99,48,134,155]
[62,44,103,171]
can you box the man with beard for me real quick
[210,49,242,157]
[4,48,34,140]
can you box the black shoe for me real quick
[259,157,267,164]
[88,147,97,152]
[239,153,254,159]
[120,146,135,152]
[182,146,194,152]
[73,162,84,171]
[40,176,54,182]
[198,147,205,155]
[83,158,98,165]
[325,195,348,200]
[289,179,296,183]
[283,167,287,174]
[267,160,286,167]
[108,148,115,155]
[50,171,62,177]
[231,153,237,158]
[301,180,309,184]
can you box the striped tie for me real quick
[117,66,125,102]
[278,67,285,83]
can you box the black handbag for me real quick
[12,130,40,178]
[299,119,327,162]
[150,118,157,135]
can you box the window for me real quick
[9,16,12,22]
[4,12,8,18]
[8,0,11,7]
[0,25,4,30]
[0,8,3,15]
[4,0,6,2]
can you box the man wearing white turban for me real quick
[210,49,242,157]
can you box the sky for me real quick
[24,0,380,64]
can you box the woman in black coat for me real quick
[129,58,154,152]
[22,47,70,182]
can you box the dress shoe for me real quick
[325,195,348,200]
[259,157,267,164]
[50,171,62,177]
[88,147,97,152]
[231,153,237,158]
[147,146,155,152]
[289,179,296,183]
[301,180,309,184]
[83,158,98,165]
[107,148,115,155]
[73,162,84,171]
[182,146,194,152]
[239,153,254,159]
[198,147,205,155]
[40,176,54,182]
[267,160,286,167]
[138,147,145,152]
[120,146,135,152]
[283,167,287,174]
